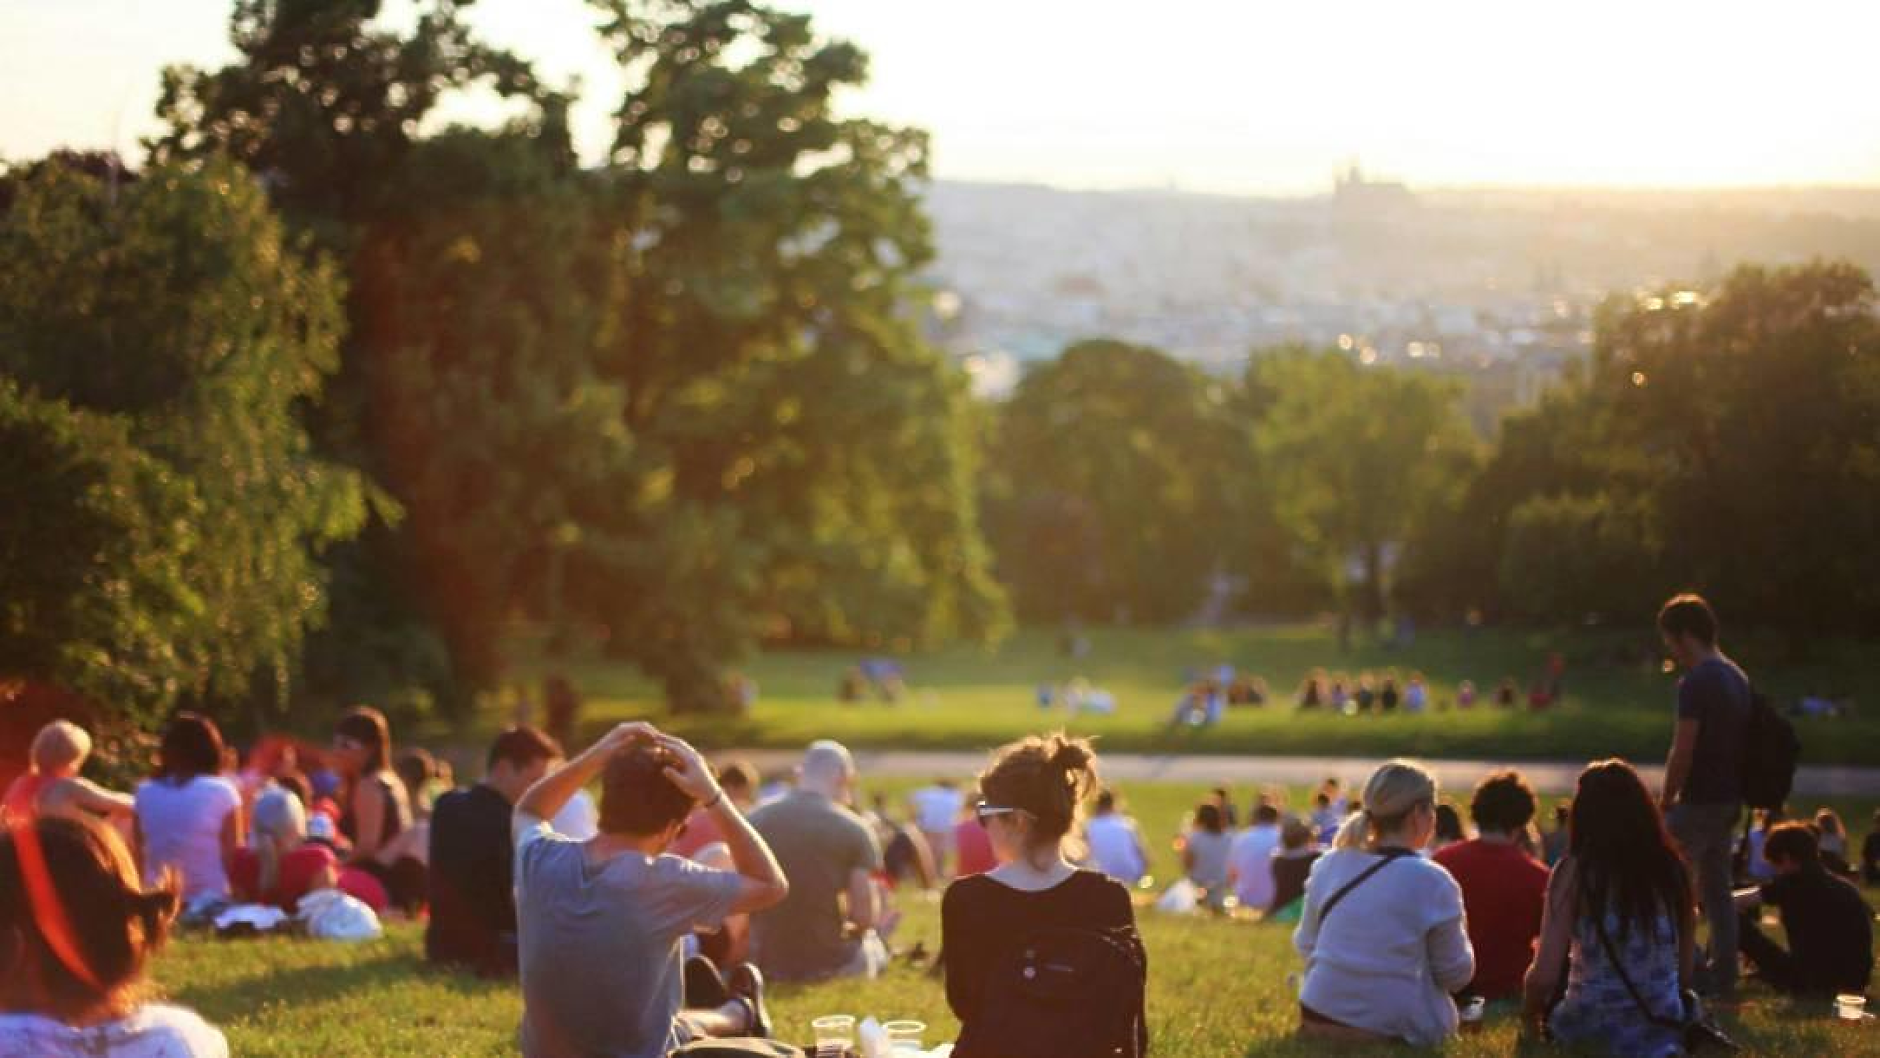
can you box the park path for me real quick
[723,749,1880,798]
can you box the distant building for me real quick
[1333,162,1415,216]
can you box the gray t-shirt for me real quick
[1677,654,1750,804]
[513,818,743,1058]
[748,790,882,981]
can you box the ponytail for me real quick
[1335,761,1437,851]
[980,732,1100,862]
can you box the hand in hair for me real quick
[594,721,660,757]
[654,734,722,805]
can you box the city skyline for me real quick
[6,0,1880,195]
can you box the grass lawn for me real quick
[155,907,1880,1057]
[485,625,1879,766]
[150,780,1880,1056]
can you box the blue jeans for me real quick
[1668,801,1740,995]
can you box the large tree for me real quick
[0,158,367,716]
[985,339,1238,623]
[571,0,1009,709]
[1240,348,1478,624]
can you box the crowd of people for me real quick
[1,592,1875,1056]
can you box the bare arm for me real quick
[513,722,656,833]
[657,734,788,915]
[350,777,386,861]
[1661,718,1700,809]
[1523,858,1578,1034]
[846,867,879,931]
[41,777,135,818]
[220,805,243,873]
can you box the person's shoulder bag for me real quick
[1589,914,1739,1053]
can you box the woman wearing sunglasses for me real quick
[940,733,1147,1058]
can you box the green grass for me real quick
[154,907,1880,1057]
[485,625,1880,766]
[149,779,1880,1056]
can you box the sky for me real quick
[5,0,1880,196]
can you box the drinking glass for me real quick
[811,1014,856,1057]
[883,1019,927,1053]
[1836,994,1868,1022]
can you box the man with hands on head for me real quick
[512,722,790,1058]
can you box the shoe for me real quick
[683,955,730,1010]
[726,963,770,1038]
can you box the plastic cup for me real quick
[812,1015,856,1056]
[883,1019,927,1053]
[1836,994,1868,1021]
[1458,996,1486,1034]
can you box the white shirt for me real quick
[1228,823,1283,909]
[910,785,964,833]
[1085,812,1147,884]
[0,1004,227,1058]
[1293,848,1474,1046]
[134,776,241,899]
[551,788,599,840]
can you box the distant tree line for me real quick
[4,2,1878,735]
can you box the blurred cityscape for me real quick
[925,169,1880,426]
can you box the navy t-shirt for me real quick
[1676,655,1750,804]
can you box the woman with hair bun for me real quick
[1293,759,1474,1046]
[0,814,228,1056]
[941,733,1147,1058]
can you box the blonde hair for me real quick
[1333,760,1437,851]
[30,720,92,775]
[250,787,308,896]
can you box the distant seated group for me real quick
[3,708,1876,1058]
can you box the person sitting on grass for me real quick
[1522,760,1694,1058]
[1430,801,1468,851]
[1083,787,1149,887]
[1732,821,1873,998]
[425,725,562,977]
[1268,817,1322,919]
[1433,769,1548,1003]
[0,815,228,1056]
[749,741,887,982]
[1,720,134,829]
[942,733,1146,1058]
[1180,802,1233,911]
[134,713,243,907]
[513,723,786,1058]
[329,706,423,912]
[1813,808,1855,877]
[1294,760,1474,1047]
[1228,801,1283,912]
[229,785,338,914]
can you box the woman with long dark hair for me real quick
[132,713,242,904]
[1522,760,1695,1056]
[329,706,421,910]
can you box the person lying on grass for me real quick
[512,722,788,1058]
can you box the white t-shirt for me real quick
[0,1004,228,1058]
[134,776,241,899]
[1085,813,1147,884]
[1293,848,1474,1046]
[910,785,964,834]
[1228,823,1282,909]
[552,788,599,841]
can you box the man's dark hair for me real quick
[1470,769,1538,833]
[1253,803,1281,825]
[599,745,695,837]
[1657,593,1718,647]
[1763,821,1819,866]
[1095,788,1118,813]
[487,725,562,771]
[716,760,758,794]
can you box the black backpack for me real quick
[1740,686,1800,811]
[963,924,1148,1058]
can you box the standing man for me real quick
[1656,593,1750,999]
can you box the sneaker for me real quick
[726,963,770,1039]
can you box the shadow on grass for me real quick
[164,940,510,1025]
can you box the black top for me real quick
[1761,864,1874,994]
[941,869,1136,1022]
[1862,831,1880,882]
[1271,850,1320,912]
[1675,655,1750,804]
[340,771,409,847]
[425,784,517,974]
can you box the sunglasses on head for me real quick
[975,801,1021,827]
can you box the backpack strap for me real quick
[1318,847,1416,924]
[1589,912,1683,1029]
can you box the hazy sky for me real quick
[6,0,1880,195]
